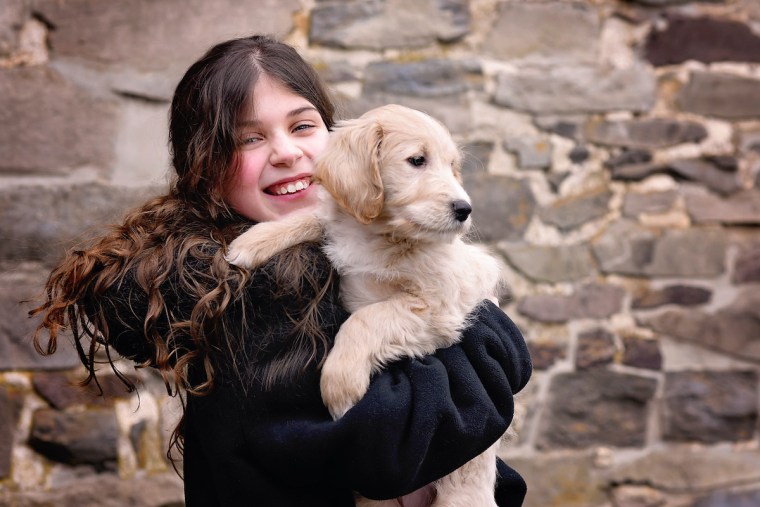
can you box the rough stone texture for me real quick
[0,386,23,479]
[527,341,566,371]
[584,118,707,149]
[0,0,27,57]
[461,141,493,175]
[686,189,760,225]
[645,15,760,66]
[0,472,184,507]
[517,283,626,323]
[538,371,657,449]
[611,158,742,196]
[605,149,653,169]
[610,485,666,507]
[622,336,663,371]
[499,242,596,283]
[593,223,727,278]
[0,183,159,264]
[538,189,612,231]
[33,371,137,410]
[504,136,552,169]
[693,489,760,507]
[310,0,469,49]
[622,190,677,217]
[662,371,758,444]
[29,408,118,468]
[482,2,600,63]
[1,267,79,371]
[0,66,117,174]
[631,284,712,309]
[34,0,298,73]
[463,174,536,242]
[641,288,760,362]
[677,71,760,119]
[494,63,656,114]
[732,242,760,284]
[575,328,616,370]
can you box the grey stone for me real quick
[534,116,581,140]
[494,63,656,114]
[34,0,298,73]
[568,145,589,164]
[693,489,760,507]
[640,288,760,362]
[686,189,760,225]
[504,136,552,169]
[611,159,742,196]
[605,149,652,169]
[0,66,117,174]
[677,71,760,119]
[662,371,758,443]
[499,242,596,283]
[733,242,760,284]
[645,15,760,66]
[576,328,616,370]
[32,371,136,410]
[593,222,727,278]
[0,472,184,507]
[461,141,493,175]
[606,447,760,493]
[537,371,657,449]
[1,266,79,371]
[310,0,469,50]
[0,386,23,479]
[517,283,625,323]
[622,190,677,217]
[632,284,712,309]
[362,59,475,98]
[463,174,536,242]
[538,189,612,231]
[621,336,662,371]
[0,183,159,264]
[29,407,118,467]
[482,2,599,63]
[584,118,707,149]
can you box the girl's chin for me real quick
[266,186,320,217]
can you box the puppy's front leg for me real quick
[225,213,323,268]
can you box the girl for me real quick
[30,35,532,507]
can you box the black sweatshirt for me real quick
[102,245,533,506]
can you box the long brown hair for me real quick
[29,35,336,457]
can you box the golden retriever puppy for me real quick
[227,104,507,507]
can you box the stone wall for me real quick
[2,0,759,506]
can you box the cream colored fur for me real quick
[227,104,508,507]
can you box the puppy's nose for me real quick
[451,200,472,222]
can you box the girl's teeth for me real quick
[274,179,310,195]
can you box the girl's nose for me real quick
[269,134,303,167]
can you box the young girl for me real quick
[30,35,532,507]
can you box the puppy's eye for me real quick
[407,155,426,167]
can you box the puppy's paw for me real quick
[320,353,372,420]
[225,230,275,268]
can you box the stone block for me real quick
[645,15,760,66]
[462,173,535,242]
[576,328,616,370]
[0,182,159,264]
[0,0,27,56]
[538,189,612,231]
[537,370,657,449]
[482,1,599,64]
[622,190,677,217]
[29,407,118,468]
[0,266,80,371]
[310,0,469,49]
[461,141,494,176]
[677,71,760,119]
[494,63,656,114]
[0,386,23,479]
[621,336,662,371]
[527,341,566,371]
[517,283,625,324]
[662,371,758,444]
[693,489,760,507]
[584,118,707,149]
[0,66,117,174]
[504,136,552,169]
[499,242,596,284]
[686,189,760,225]
[611,158,742,196]
[33,371,137,410]
[632,284,712,309]
[732,242,760,284]
[33,0,298,74]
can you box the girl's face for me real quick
[226,74,329,223]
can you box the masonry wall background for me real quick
[2,0,760,506]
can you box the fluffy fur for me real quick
[227,104,508,507]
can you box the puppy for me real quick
[227,104,508,507]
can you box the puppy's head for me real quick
[316,104,471,241]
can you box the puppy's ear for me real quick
[316,118,384,224]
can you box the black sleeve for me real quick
[242,300,532,500]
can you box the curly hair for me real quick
[29,35,337,461]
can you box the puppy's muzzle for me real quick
[451,200,472,222]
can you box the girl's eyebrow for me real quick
[238,106,319,127]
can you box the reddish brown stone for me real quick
[527,341,566,370]
[575,328,616,370]
[622,336,662,371]
[32,371,137,410]
[632,284,712,309]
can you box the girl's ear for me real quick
[315,118,384,224]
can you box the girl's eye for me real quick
[407,155,426,167]
[242,135,262,145]
[294,123,314,133]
